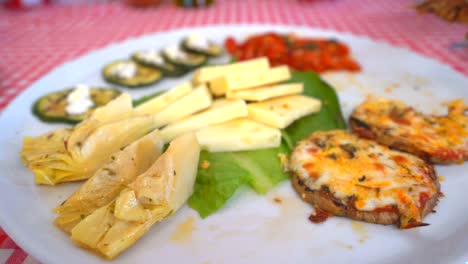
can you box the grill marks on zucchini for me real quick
[131,51,188,77]
[33,88,121,124]
[102,60,162,88]
[181,37,223,57]
[162,46,208,70]
[105,36,222,86]
[35,36,223,124]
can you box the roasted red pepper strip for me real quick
[309,208,330,223]
[419,192,431,210]
[224,33,361,73]
[373,205,399,213]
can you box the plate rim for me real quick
[0,24,467,264]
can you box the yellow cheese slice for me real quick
[153,84,212,128]
[134,82,192,116]
[160,99,248,142]
[247,95,321,129]
[226,83,303,101]
[208,65,291,96]
[192,57,270,84]
[196,118,281,152]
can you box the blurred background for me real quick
[0,0,466,110]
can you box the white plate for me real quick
[0,25,467,264]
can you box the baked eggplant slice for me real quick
[350,98,468,164]
[102,60,162,88]
[289,130,440,229]
[32,86,121,124]
[131,50,187,77]
[162,45,207,70]
[181,35,223,57]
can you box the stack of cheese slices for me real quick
[135,57,322,152]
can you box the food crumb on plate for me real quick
[200,160,210,169]
[308,208,329,224]
[439,176,445,182]
[277,153,289,172]
[273,197,282,204]
[170,216,197,244]
[365,93,376,101]
[384,83,399,93]
[208,224,218,231]
[334,240,353,250]
[351,221,369,244]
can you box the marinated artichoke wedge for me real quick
[21,94,158,185]
[71,133,200,259]
[102,60,162,88]
[54,130,164,233]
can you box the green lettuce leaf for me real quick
[188,151,249,218]
[187,71,346,218]
[236,141,290,194]
[282,71,347,149]
[133,91,164,107]
[188,142,290,218]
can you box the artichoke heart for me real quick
[21,94,158,185]
[71,133,200,259]
[114,189,152,222]
[54,129,164,233]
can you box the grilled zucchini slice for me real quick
[162,45,207,70]
[102,60,162,88]
[131,50,187,77]
[182,35,223,57]
[32,87,121,124]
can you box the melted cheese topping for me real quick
[352,98,468,162]
[289,130,439,228]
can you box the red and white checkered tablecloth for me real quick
[0,0,467,262]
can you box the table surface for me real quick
[0,0,467,263]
